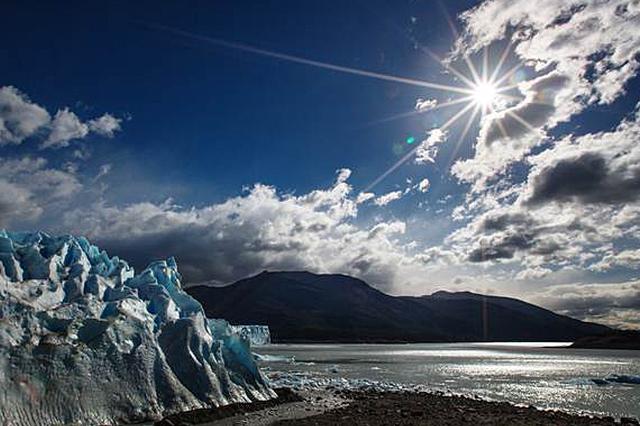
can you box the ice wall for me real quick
[0,231,275,426]
[231,325,272,345]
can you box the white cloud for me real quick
[335,167,352,183]
[0,86,50,145]
[590,249,640,272]
[63,170,419,292]
[373,190,403,206]
[415,98,438,112]
[452,71,570,185]
[94,164,112,181]
[415,129,446,165]
[88,113,122,137]
[451,0,640,186]
[42,108,89,149]
[515,266,551,281]
[443,103,640,286]
[417,178,430,193]
[356,192,375,204]
[416,246,459,266]
[0,85,122,149]
[0,157,82,226]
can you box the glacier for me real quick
[0,231,275,426]
[231,325,271,346]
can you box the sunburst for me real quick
[362,42,524,191]
[146,22,530,191]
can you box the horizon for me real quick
[2,0,639,330]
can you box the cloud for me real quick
[483,72,569,147]
[63,170,418,291]
[416,246,459,266]
[415,129,446,165]
[531,281,640,329]
[356,192,375,204]
[88,113,122,137]
[590,249,640,272]
[452,71,572,185]
[515,266,551,281]
[523,109,640,206]
[451,0,640,185]
[446,105,640,277]
[335,168,352,183]
[415,98,438,112]
[373,190,403,206]
[0,86,50,145]
[0,157,82,226]
[527,153,640,205]
[42,108,89,149]
[416,178,430,193]
[0,85,122,149]
[94,164,112,182]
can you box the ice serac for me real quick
[0,231,274,426]
[231,325,271,346]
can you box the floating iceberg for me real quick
[0,231,274,426]
[231,325,271,346]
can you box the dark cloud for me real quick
[468,230,537,262]
[95,225,285,284]
[65,176,411,291]
[480,212,533,232]
[527,152,640,205]
[468,212,544,262]
[468,245,515,262]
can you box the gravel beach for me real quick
[154,388,639,426]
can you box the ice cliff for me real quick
[0,231,275,426]
[231,325,271,346]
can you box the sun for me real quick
[472,81,498,107]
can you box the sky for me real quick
[1,0,640,328]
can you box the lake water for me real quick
[255,342,640,420]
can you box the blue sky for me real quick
[3,0,476,204]
[2,0,640,328]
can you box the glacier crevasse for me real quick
[0,231,275,425]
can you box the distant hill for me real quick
[187,271,610,343]
[570,330,640,350]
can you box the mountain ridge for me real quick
[187,271,610,343]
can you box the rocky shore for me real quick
[154,388,639,426]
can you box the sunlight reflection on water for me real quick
[258,342,640,419]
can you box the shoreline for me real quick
[154,387,639,426]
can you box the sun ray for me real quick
[482,45,489,83]
[144,14,531,195]
[144,22,473,95]
[445,105,480,170]
[440,7,483,85]
[506,110,539,134]
[488,105,510,140]
[419,45,477,89]
[494,62,523,88]
[439,101,477,131]
[489,41,512,83]
[364,95,474,126]
[364,102,476,191]
[463,55,482,86]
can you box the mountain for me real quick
[187,271,610,343]
[570,330,640,350]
